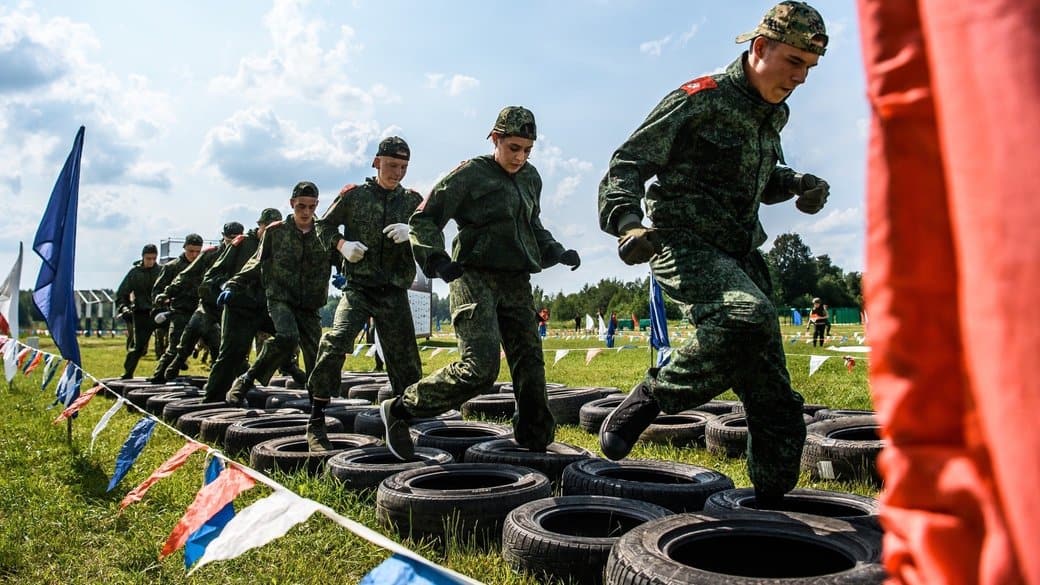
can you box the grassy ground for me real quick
[0,322,873,584]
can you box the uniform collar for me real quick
[365,176,400,194]
[725,52,789,126]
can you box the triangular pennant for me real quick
[21,350,40,374]
[120,442,206,510]
[40,356,63,390]
[353,344,366,357]
[161,466,256,559]
[808,355,829,377]
[552,349,570,367]
[3,338,18,383]
[107,417,158,492]
[91,397,126,452]
[360,553,465,585]
[53,383,102,423]
[15,347,32,368]
[24,351,44,375]
[185,456,236,569]
[447,348,458,354]
[430,347,446,358]
[187,490,320,574]
[585,348,604,366]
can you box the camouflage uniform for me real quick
[225,210,329,389]
[406,128,571,450]
[308,176,424,400]
[598,2,828,497]
[152,244,224,381]
[116,258,161,378]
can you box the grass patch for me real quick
[0,322,872,583]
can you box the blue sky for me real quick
[0,0,867,300]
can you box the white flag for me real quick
[0,242,21,344]
[365,329,384,361]
[808,355,829,377]
[188,490,321,574]
[585,314,594,332]
[598,315,607,340]
[3,338,18,383]
[552,349,570,367]
[585,348,604,365]
[91,397,126,451]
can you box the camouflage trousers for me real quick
[246,300,321,387]
[154,323,168,359]
[308,284,421,400]
[402,269,555,450]
[650,237,805,497]
[163,306,222,380]
[121,310,156,377]
[202,304,275,402]
[152,311,191,379]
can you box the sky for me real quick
[0,0,868,301]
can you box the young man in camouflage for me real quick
[156,222,245,383]
[146,234,204,382]
[116,244,161,379]
[380,107,581,460]
[304,137,424,450]
[224,182,329,404]
[597,1,831,505]
[203,209,283,402]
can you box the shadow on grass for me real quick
[63,444,119,501]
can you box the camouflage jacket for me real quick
[315,178,422,290]
[161,245,223,313]
[410,154,565,275]
[115,260,160,312]
[202,229,264,310]
[151,253,192,310]
[598,53,800,257]
[227,215,329,311]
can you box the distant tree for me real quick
[844,272,864,308]
[766,233,818,305]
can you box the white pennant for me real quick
[365,329,384,361]
[188,489,321,574]
[2,338,17,383]
[352,344,366,357]
[447,347,458,354]
[585,348,604,365]
[430,347,446,357]
[552,349,570,367]
[91,397,126,452]
[808,355,829,377]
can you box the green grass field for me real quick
[0,322,874,584]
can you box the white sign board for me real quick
[409,268,432,338]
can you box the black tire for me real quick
[461,394,516,420]
[171,375,208,389]
[376,463,552,543]
[732,402,829,417]
[125,384,193,410]
[264,391,311,409]
[813,409,876,422]
[500,382,566,394]
[101,377,144,396]
[347,383,383,402]
[502,495,672,585]
[640,410,716,447]
[411,420,514,461]
[561,458,734,513]
[244,386,289,409]
[198,409,295,444]
[703,487,881,532]
[704,412,748,458]
[145,390,201,417]
[268,376,289,387]
[605,512,885,584]
[802,416,883,485]
[464,439,593,482]
[249,433,381,474]
[353,409,463,438]
[339,375,381,397]
[547,387,604,425]
[223,415,344,456]
[375,383,396,403]
[324,405,378,430]
[688,400,741,415]
[161,397,225,424]
[579,395,626,433]
[177,407,249,438]
[281,397,371,413]
[327,446,454,490]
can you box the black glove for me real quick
[118,307,133,324]
[432,259,464,283]
[559,249,581,271]
[216,289,233,307]
[794,173,829,215]
[617,224,659,265]
[154,293,170,306]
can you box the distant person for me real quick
[148,233,205,382]
[606,311,618,348]
[537,307,550,338]
[115,244,160,379]
[574,314,581,332]
[808,297,828,347]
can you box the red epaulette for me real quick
[338,183,358,197]
[203,245,218,253]
[679,76,718,96]
[231,234,246,247]
[265,220,285,230]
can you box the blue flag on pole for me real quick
[184,457,236,569]
[649,277,671,366]
[32,126,84,375]
[107,417,157,492]
[791,308,803,326]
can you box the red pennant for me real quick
[52,384,102,424]
[24,352,44,374]
[120,442,206,510]
[160,465,256,558]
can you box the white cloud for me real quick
[424,72,480,97]
[531,136,596,208]
[639,35,671,57]
[802,206,862,234]
[680,22,701,46]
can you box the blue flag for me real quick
[649,277,671,367]
[107,417,157,492]
[791,308,803,326]
[360,554,463,585]
[32,126,84,376]
[184,457,236,569]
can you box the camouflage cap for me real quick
[376,136,410,160]
[292,181,319,199]
[184,233,204,247]
[489,106,537,140]
[256,207,283,225]
[222,221,245,237]
[736,1,828,56]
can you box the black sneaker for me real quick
[599,380,660,460]
[380,398,414,461]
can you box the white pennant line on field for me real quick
[808,355,830,377]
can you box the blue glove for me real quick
[216,289,233,306]
[331,273,347,290]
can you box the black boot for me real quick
[306,397,333,451]
[225,373,254,406]
[599,370,661,461]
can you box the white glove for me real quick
[154,311,171,325]
[337,240,368,263]
[383,223,410,244]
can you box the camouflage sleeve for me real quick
[761,166,799,205]
[151,263,175,300]
[200,244,236,299]
[409,164,467,276]
[530,174,566,267]
[226,234,267,291]
[165,251,209,298]
[315,192,350,251]
[115,270,133,311]
[598,89,704,236]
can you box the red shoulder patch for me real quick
[203,245,218,253]
[265,220,284,230]
[338,183,358,197]
[231,234,246,247]
[680,76,718,96]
